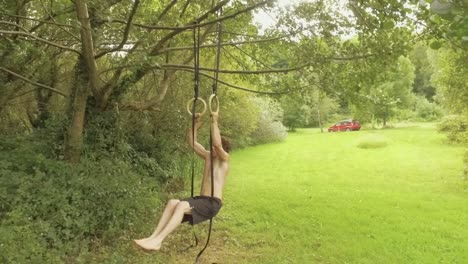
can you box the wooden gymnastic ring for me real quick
[186,97,207,116]
[209,94,219,114]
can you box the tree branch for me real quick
[0,20,29,32]
[160,63,306,74]
[0,30,81,54]
[0,13,76,28]
[119,68,289,112]
[6,88,38,102]
[232,45,270,68]
[149,0,230,56]
[38,0,81,42]
[105,0,272,32]
[157,0,178,22]
[95,0,141,59]
[157,35,285,54]
[156,53,374,74]
[99,41,143,106]
[100,53,375,76]
[118,25,215,111]
[74,0,102,97]
[197,70,290,95]
[29,6,76,32]
[0,67,68,97]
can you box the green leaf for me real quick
[429,40,443,49]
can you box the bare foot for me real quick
[134,238,162,251]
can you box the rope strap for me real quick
[195,6,223,264]
[189,21,201,251]
[191,20,200,198]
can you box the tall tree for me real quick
[1,0,275,162]
[432,48,468,114]
[410,43,437,101]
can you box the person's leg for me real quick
[134,199,180,245]
[135,201,191,251]
[149,199,180,238]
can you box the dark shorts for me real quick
[181,196,222,225]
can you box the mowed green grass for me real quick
[217,124,467,264]
[127,124,467,264]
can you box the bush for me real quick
[437,115,468,185]
[356,134,388,149]
[281,95,309,132]
[437,115,468,144]
[0,136,163,262]
[216,92,260,148]
[249,97,287,145]
[413,96,444,121]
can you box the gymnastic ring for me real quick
[186,97,207,116]
[209,94,219,114]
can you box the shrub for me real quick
[413,96,444,121]
[224,93,261,148]
[356,134,388,149]
[281,95,309,132]
[437,115,468,186]
[250,97,287,145]
[437,115,468,144]
[0,136,162,262]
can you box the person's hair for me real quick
[221,136,231,153]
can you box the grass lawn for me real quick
[129,124,467,264]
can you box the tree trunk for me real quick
[30,62,58,128]
[64,0,100,163]
[371,113,375,129]
[383,105,388,127]
[64,58,90,163]
[316,87,323,133]
[74,0,100,95]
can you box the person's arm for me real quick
[187,113,209,159]
[211,112,229,161]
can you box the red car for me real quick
[328,119,361,132]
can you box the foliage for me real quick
[429,41,468,186]
[418,0,468,49]
[249,96,287,144]
[0,135,165,262]
[437,115,468,144]
[308,95,340,127]
[412,96,444,121]
[409,43,437,101]
[281,94,309,132]
[1,0,468,261]
[352,56,416,126]
[394,95,443,122]
[432,48,468,114]
[218,91,260,148]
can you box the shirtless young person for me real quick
[134,112,230,251]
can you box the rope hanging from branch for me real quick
[187,20,202,251]
[195,6,223,264]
